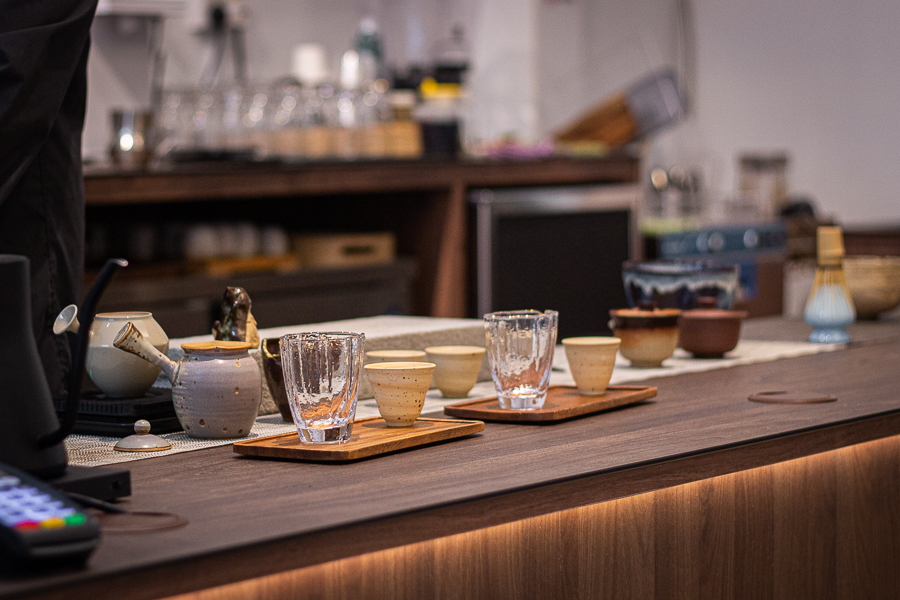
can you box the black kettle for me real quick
[0,255,125,478]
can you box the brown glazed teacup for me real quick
[609,306,681,368]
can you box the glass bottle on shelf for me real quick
[334,50,361,159]
[270,79,303,159]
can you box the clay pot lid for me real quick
[682,297,748,320]
[181,340,252,353]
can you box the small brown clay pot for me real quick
[262,338,292,422]
[609,306,681,368]
[678,298,748,358]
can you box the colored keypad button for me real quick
[65,514,86,526]
[41,518,66,529]
[13,520,41,531]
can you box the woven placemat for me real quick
[66,339,840,467]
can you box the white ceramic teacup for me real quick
[364,362,436,427]
[561,337,621,396]
[425,346,486,398]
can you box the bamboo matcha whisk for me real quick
[804,226,856,343]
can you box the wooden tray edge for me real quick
[233,418,485,461]
[443,385,658,422]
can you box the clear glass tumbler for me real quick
[483,310,558,409]
[280,332,365,443]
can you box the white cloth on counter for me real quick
[66,338,841,468]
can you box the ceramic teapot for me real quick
[54,306,169,398]
[113,322,261,439]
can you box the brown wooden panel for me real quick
[732,467,775,599]
[773,449,838,600]
[159,435,900,600]
[834,438,900,600]
[698,475,736,599]
[653,485,700,600]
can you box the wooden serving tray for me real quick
[443,385,657,423]
[233,417,484,462]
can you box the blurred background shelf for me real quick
[92,259,417,338]
[84,155,641,329]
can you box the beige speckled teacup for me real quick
[365,349,427,363]
[364,362,436,427]
[561,337,621,396]
[425,346,486,398]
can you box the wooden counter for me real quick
[4,318,900,599]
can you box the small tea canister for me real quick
[113,323,261,439]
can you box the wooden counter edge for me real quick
[11,408,900,600]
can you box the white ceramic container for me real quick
[87,312,169,398]
[114,323,261,439]
[424,346,486,398]
[364,362,435,427]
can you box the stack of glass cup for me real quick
[154,76,420,161]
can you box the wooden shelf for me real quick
[84,156,639,205]
[84,156,640,319]
[95,259,417,338]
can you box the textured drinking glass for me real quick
[484,310,558,409]
[280,332,365,443]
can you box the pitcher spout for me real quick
[114,322,178,383]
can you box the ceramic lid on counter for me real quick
[610,307,682,318]
[682,297,748,321]
[114,420,172,452]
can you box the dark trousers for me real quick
[0,1,97,397]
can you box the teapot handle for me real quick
[40,258,127,449]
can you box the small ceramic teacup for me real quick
[425,345,486,398]
[609,306,681,368]
[364,362,436,427]
[561,337,621,395]
[365,349,427,363]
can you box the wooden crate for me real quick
[295,232,396,268]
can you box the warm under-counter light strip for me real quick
[161,435,900,600]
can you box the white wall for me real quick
[84,0,900,226]
[684,0,900,225]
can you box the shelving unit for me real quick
[85,156,640,334]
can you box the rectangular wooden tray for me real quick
[443,385,657,423]
[233,417,484,462]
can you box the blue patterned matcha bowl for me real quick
[622,260,739,310]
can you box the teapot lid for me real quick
[114,420,172,452]
[182,340,252,353]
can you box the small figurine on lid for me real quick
[212,287,260,346]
